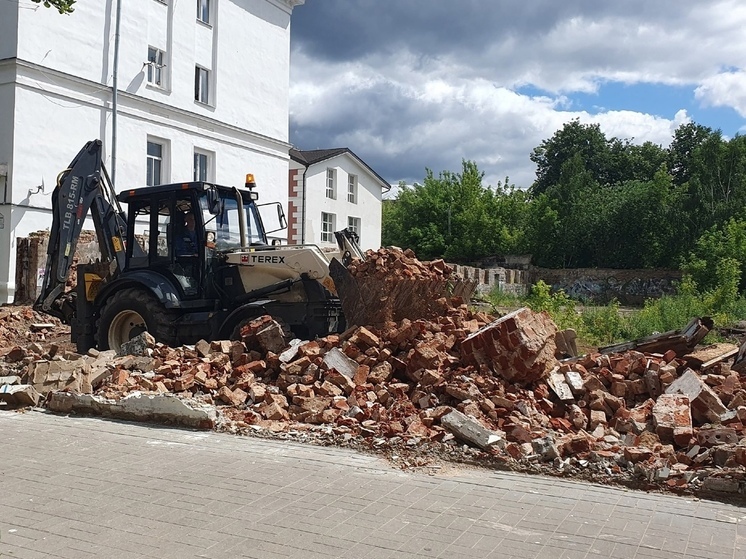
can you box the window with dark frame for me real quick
[194,152,209,182]
[326,168,336,199]
[197,0,210,24]
[347,216,361,240]
[347,216,360,232]
[146,141,163,186]
[195,66,210,104]
[347,173,357,203]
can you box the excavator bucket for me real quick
[329,248,477,328]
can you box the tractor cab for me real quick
[117,179,278,301]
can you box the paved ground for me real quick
[0,410,744,559]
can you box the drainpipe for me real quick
[300,165,308,244]
[111,0,122,187]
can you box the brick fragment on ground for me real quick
[665,369,728,424]
[652,394,693,447]
[696,427,738,447]
[241,316,288,354]
[117,332,156,357]
[440,409,505,450]
[322,347,358,378]
[0,383,41,406]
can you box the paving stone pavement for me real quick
[0,410,744,559]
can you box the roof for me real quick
[289,147,391,192]
[117,181,253,203]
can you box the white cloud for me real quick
[291,61,685,187]
[695,71,746,117]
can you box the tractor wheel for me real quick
[97,288,175,351]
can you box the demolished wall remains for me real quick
[530,267,681,305]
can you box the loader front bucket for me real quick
[329,250,477,329]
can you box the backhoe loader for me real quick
[34,140,364,353]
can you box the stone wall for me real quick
[452,265,528,297]
[14,232,48,304]
[530,267,682,305]
[14,230,100,304]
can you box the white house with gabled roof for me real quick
[288,147,391,252]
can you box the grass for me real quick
[486,279,746,349]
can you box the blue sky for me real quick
[563,82,743,137]
[289,1,746,189]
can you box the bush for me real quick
[578,300,626,346]
[488,277,746,349]
[525,281,581,331]
[485,286,523,308]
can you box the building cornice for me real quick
[261,0,305,15]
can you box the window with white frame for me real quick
[147,47,166,87]
[195,66,210,104]
[193,150,213,182]
[326,168,336,199]
[321,212,336,243]
[347,173,358,203]
[347,216,361,239]
[197,0,210,24]
[146,140,165,186]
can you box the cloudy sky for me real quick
[288,0,746,191]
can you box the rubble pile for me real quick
[4,304,745,497]
[346,248,459,281]
[2,247,746,498]
[0,306,69,359]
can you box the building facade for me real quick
[0,0,303,302]
[288,148,390,253]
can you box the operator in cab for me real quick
[176,212,199,257]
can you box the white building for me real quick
[0,0,303,302]
[288,148,391,252]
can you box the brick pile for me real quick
[346,248,458,281]
[4,245,746,496]
[8,305,737,495]
[330,247,477,327]
[0,307,68,357]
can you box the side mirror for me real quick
[277,203,287,229]
[206,188,221,214]
[258,201,288,234]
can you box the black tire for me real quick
[97,288,176,351]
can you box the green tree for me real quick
[530,152,598,267]
[32,0,75,13]
[490,177,530,255]
[529,120,611,196]
[521,193,560,266]
[584,171,685,268]
[381,161,525,262]
[686,132,746,237]
[681,218,746,293]
[608,139,668,185]
[668,122,714,187]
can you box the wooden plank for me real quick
[683,343,738,369]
